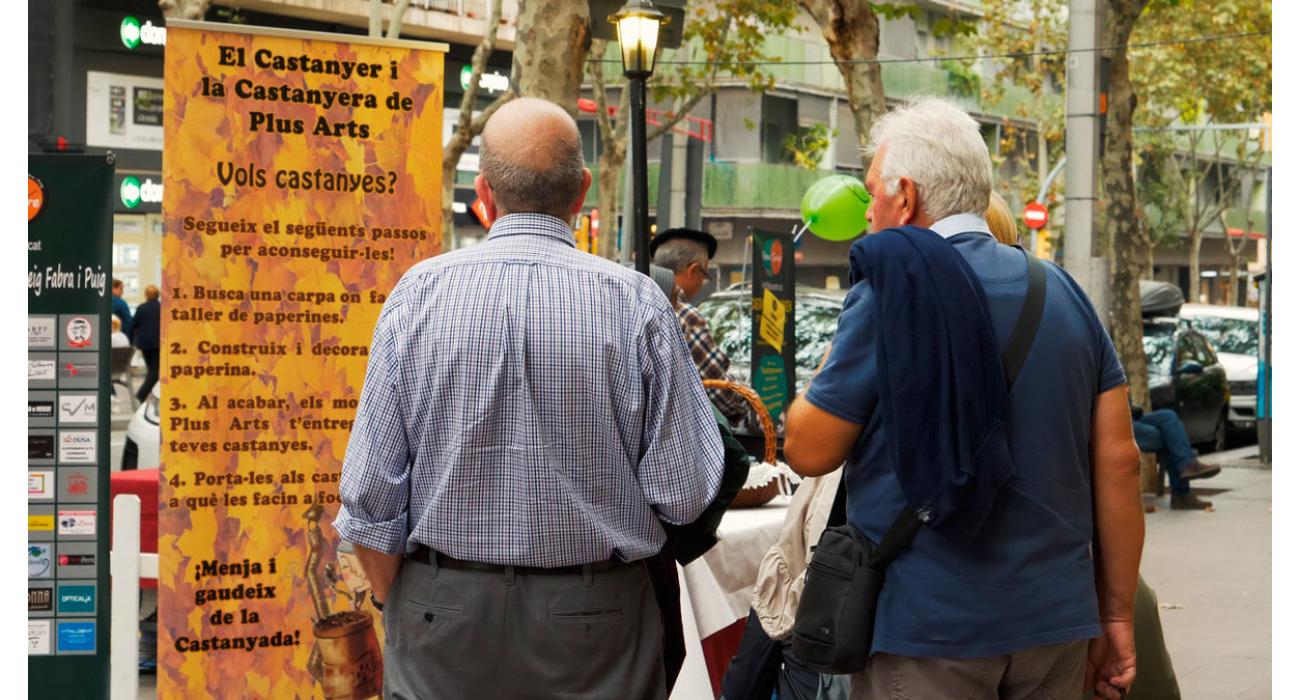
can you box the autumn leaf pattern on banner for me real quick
[160,24,443,699]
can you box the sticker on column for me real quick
[28,620,51,655]
[29,471,54,501]
[29,586,53,615]
[64,316,95,350]
[29,543,53,579]
[29,432,56,464]
[56,619,96,654]
[28,316,56,349]
[57,508,96,539]
[57,431,96,464]
[56,581,97,615]
[57,394,97,425]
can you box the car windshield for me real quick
[697,292,843,391]
[1143,326,1175,378]
[1185,316,1258,356]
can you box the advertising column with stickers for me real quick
[28,155,114,695]
[750,230,796,421]
[160,21,444,699]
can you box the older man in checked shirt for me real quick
[651,228,752,426]
[334,98,724,700]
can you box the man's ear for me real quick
[571,168,594,217]
[897,177,920,225]
[474,175,498,223]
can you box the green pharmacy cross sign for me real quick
[119,176,162,210]
[119,177,141,208]
[120,16,166,49]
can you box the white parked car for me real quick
[1179,304,1260,432]
[121,383,160,470]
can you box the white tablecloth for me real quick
[670,495,791,699]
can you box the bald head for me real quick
[478,97,588,221]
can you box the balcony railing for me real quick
[582,161,835,212]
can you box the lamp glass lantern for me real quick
[610,0,668,77]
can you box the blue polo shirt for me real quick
[805,228,1127,659]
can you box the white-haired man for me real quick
[783,97,1143,699]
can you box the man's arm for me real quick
[784,397,863,477]
[334,293,413,602]
[638,302,725,525]
[353,545,404,604]
[783,288,874,477]
[1089,384,1144,697]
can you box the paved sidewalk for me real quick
[1141,453,1271,699]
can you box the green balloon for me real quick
[800,175,872,242]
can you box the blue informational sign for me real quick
[57,620,96,653]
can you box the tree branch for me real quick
[590,40,618,143]
[470,88,517,133]
[647,84,712,144]
[450,0,508,155]
[386,0,412,38]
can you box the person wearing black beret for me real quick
[651,228,750,426]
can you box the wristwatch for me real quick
[370,592,384,611]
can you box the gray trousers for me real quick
[849,639,1088,700]
[382,554,666,700]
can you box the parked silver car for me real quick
[1179,304,1260,433]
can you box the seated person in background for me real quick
[1131,406,1220,510]
[110,316,131,348]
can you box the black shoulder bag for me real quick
[791,249,1048,674]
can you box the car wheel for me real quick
[1200,411,1228,455]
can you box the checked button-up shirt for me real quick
[334,213,725,568]
[677,302,751,425]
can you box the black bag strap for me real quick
[824,247,1050,566]
[1002,248,1048,389]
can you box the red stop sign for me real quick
[1023,202,1049,230]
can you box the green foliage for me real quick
[648,0,801,107]
[958,0,1068,209]
[872,3,923,22]
[933,14,978,38]
[1134,135,1188,251]
[1132,0,1272,128]
[1130,0,1271,252]
[783,123,838,170]
[940,59,981,99]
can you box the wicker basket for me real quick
[703,379,781,508]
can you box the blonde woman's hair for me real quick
[986,191,1019,246]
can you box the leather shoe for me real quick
[1170,493,1213,510]
[1180,460,1221,481]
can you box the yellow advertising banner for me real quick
[160,21,444,699]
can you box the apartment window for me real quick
[577,120,600,163]
[761,95,798,164]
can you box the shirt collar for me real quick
[927,212,993,240]
[487,213,576,247]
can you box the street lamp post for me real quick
[610,0,667,275]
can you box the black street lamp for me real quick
[610,0,668,274]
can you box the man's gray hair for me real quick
[480,127,586,219]
[865,97,993,221]
[652,238,708,273]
